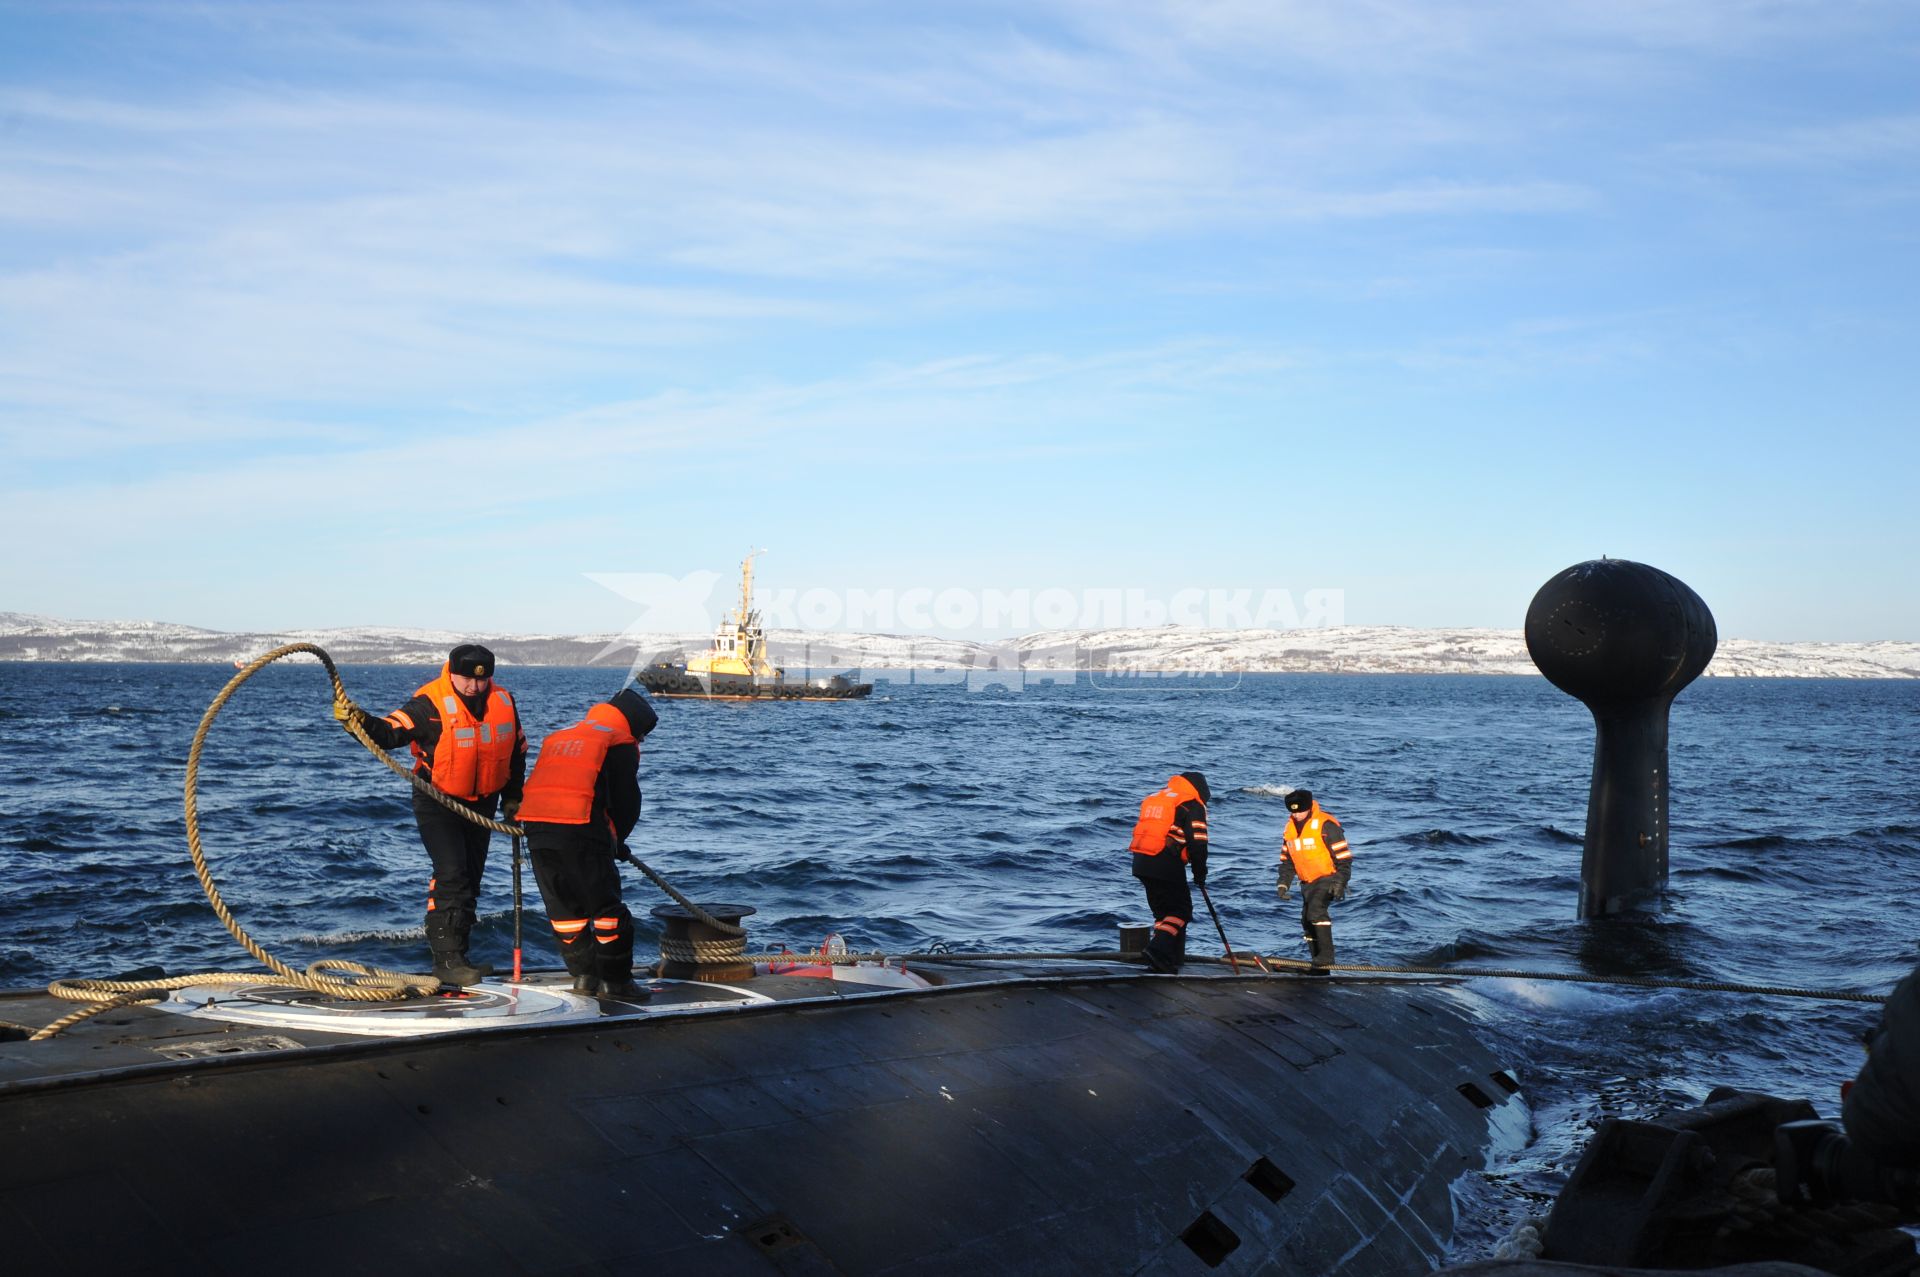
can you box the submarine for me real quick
[638,551,873,701]
[4,561,1912,1275]
[1,956,1523,1274]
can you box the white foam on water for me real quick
[1469,978,1651,1015]
[294,926,425,945]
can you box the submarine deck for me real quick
[2,960,1526,1276]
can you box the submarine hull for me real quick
[2,970,1520,1275]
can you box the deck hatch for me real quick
[1457,1081,1495,1109]
[1243,1156,1297,1204]
[1180,1210,1241,1267]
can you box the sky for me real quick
[2,0,1917,642]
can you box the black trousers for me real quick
[415,790,496,951]
[1140,876,1193,972]
[1299,877,1337,966]
[528,836,635,980]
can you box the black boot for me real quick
[599,974,647,1002]
[434,957,485,987]
[1143,917,1186,974]
[570,972,601,997]
[454,909,494,978]
[425,912,485,987]
[1309,922,1335,971]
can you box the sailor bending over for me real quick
[1128,772,1211,974]
[517,685,659,1000]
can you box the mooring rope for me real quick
[32,646,455,1039]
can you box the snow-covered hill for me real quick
[3,612,1915,678]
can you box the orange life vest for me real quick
[1129,775,1204,861]
[1281,804,1345,883]
[515,703,638,826]
[409,665,520,800]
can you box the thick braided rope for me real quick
[659,935,750,966]
[616,851,747,939]
[173,644,440,1003]
[23,642,447,1038]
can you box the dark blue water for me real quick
[3,661,1916,1256]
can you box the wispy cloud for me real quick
[3,0,1917,636]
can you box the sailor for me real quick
[1128,772,1210,974]
[1845,963,1920,1177]
[1277,788,1351,971]
[335,643,526,987]
[516,684,659,999]
[1727,962,1920,1215]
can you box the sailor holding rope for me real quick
[335,643,527,987]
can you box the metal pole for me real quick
[511,833,524,983]
[1197,883,1240,974]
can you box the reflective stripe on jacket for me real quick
[407,665,520,801]
[515,703,638,825]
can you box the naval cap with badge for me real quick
[448,643,495,679]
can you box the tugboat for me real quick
[637,551,872,701]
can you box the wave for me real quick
[1238,784,1297,798]
[1395,829,1492,847]
[1406,932,1511,964]
[1675,864,1766,884]
[1712,834,1790,850]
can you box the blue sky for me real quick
[2,0,1916,640]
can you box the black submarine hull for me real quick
[3,971,1520,1275]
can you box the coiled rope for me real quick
[36,644,443,1039]
[659,935,750,966]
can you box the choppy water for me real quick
[3,661,1917,1258]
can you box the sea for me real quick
[3,660,1917,1260]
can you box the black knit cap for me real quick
[448,643,495,679]
[1179,770,1211,803]
[1285,788,1314,813]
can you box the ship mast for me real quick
[737,549,761,629]
[737,548,769,676]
